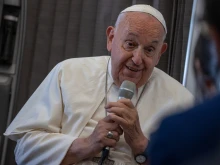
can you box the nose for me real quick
[132,48,143,65]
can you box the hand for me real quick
[85,115,123,157]
[105,99,148,154]
[61,116,123,164]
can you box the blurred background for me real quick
[0,0,199,164]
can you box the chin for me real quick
[119,78,138,86]
[136,82,144,88]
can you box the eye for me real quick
[123,40,137,51]
[145,47,155,56]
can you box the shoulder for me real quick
[151,68,193,98]
[51,56,110,74]
[49,56,110,84]
[60,56,110,68]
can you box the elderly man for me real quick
[4,4,193,165]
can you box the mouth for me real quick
[126,65,142,72]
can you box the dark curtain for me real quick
[5,0,193,164]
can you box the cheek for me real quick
[112,47,130,67]
[143,57,155,68]
[149,54,161,66]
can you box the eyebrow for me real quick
[126,32,159,44]
[127,32,139,38]
[151,40,159,44]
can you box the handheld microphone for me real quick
[99,80,136,165]
[118,80,136,100]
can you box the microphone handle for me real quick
[99,147,110,165]
[100,96,126,164]
[100,80,135,164]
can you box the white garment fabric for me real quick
[4,56,194,165]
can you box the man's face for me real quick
[106,12,167,88]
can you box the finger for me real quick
[101,116,123,131]
[102,115,115,123]
[104,138,118,148]
[105,99,134,109]
[104,114,122,123]
[108,124,123,136]
[115,126,123,135]
[105,131,120,142]
[105,101,125,109]
[106,107,136,118]
[106,107,124,117]
[117,99,134,108]
[107,113,127,128]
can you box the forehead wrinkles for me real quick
[116,13,164,39]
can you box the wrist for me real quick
[62,138,93,164]
[133,138,148,165]
[131,137,148,155]
[134,140,149,165]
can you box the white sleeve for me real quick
[4,62,76,164]
[15,131,74,165]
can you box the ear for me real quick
[156,42,168,65]
[106,26,115,51]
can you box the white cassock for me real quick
[4,56,194,165]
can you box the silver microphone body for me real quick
[118,80,136,100]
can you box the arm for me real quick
[15,131,74,164]
[5,63,75,164]
[5,61,123,164]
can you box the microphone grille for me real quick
[118,80,136,99]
